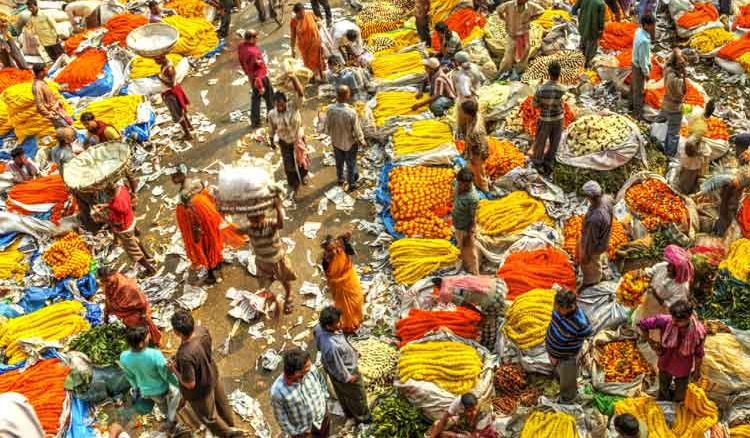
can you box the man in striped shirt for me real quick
[413,57,456,116]
[531,60,566,174]
[247,194,298,314]
[545,288,592,404]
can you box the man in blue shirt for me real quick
[631,14,656,120]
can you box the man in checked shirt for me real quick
[530,60,566,174]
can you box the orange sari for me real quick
[291,12,323,74]
[176,189,247,270]
[325,243,363,333]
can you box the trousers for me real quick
[187,373,236,437]
[251,76,273,126]
[329,370,370,422]
[498,35,531,74]
[581,38,599,68]
[455,228,479,275]
[218,11,231,38]
[580,252,604,287]
[556,356,578,404]
[334,145,359,186]
[661,110,683,157]
[657,370,689,402]
[532,120,563,168]
[416,15,431,46]
[311,0,332,24]
[631,67,646,119]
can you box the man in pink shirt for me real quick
[101,185,157,276]
[238,30,273,129]
[637,299,706,402]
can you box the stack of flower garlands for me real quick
[0,358,70,434]
[624,178,689,231]
[484,138,525,178]
[599,340,652,382]
[616,48,663,82]
[497,246,576,300]
[0,68,32,93]
[371,50,424,81]
[533,9,572,29]
[398,340,482,394]
[390,166,454,239]
[520,411,578,437]
[373,90,421,125]
[614,384,718,438]
[718,32,750,73]
[562,215,628,262]
[54,49,108,92]
[680,117,729,141]
[43,232,93,279]
[476,191,551,237]
[676,3,719,30]
[74,95,144,131]
[430,8,486,49]
[616,271,649,307]
[163,15,219,57]
[130,54,183,80]
[502,288,554,349]
[165,0,206,17]
[518,96,575,136]
[389,238,459,284]
[689,28,735,55]
[6,175,71,224]
[367,28,420,54]
[0,240,28,282]
[600,21,638,51]
[1,81,72,141]
[102,13,148,46]
[644,80,705,109]
[430,0,461,24]
[734,3,750,30]
[0,301,89,364]
[392,120,453,157]
[396,307,481,346]
[355,1,404,39]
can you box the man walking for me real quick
[207,0,233,39]
[324,85,365,192]
[268,91,308,199]
[661,48,687,157]
[457,100,489,192]
[271,348,330,437]
[168,310,244,437]
[572,0,605,69]
[452,167,480,275]
[238,30,273,129]
[311,0,332,27]
[545,289,592,404]
[313,307,371,424]
[631,14,655,120]
[27,0,64,61]
[531,60,565,174]
[496,0,544,77]
[579,180,613,288]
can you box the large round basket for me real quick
[126,23,180,58]
[62,141,132,192]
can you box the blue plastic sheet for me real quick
[374,162,402,238]
[122,108,156,142]
[0,350,59,375]
[66,397,95,438]
[0,303,22,318]
[203,40,225,58]
[62,63,114,99]
[0,232,18,250]
[83,302,102,326]
[0,135,39,160]
[18,274,97,313]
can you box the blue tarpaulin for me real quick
[0,135,39,160]
[122,108,156,142]
[66,398,96,438]
[0,350,59,375]
[18,273,98,313]
[62,63,114,99]
[203,40,225,58]
[0,232,18,250]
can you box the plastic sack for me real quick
[216,163,274,203]
[577,281,628,334]
[556,111,646,171]
[584,326,653,397]
[392,142,460,166]
[394,332,494,420]
[715,57,746,75]
[125,56,191,96]
[700,330,750,406]
[676,20,723,39]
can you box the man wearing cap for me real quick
[412,57,455,116]
[579,180,613,288]
[238,30,273,129]
[496,0,544,78]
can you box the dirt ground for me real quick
[128,2,370,436]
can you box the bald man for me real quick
[323,85,365,192]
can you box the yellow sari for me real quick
[325,243,363,333]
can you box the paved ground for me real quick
[131,2,369,436]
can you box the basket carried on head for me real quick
[215,160,281,215]
[62,141,132,192]
[126,23,180,58]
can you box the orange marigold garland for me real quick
[600,340,652,382]
[600,21,638,51]
[485,138,525,178]
[680,117,729,140]
[102,13,149,47]
[54,49,107,92]
[390,166,454,239]
[625,179,688,231]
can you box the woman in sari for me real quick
[171,164,247,284]
[321,230,363,333]
[290,3,325,80]
[98,266,162,346]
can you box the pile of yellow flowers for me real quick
[430,0,460,24]
[731,425,750,437]
[74,95,143,131]
[367,28,419,54]
[0,301,89,364]
[165,0,206,17]
[689,28,735,54]
[373,90,421,126]
[356,1,404,38]
[130,54,183,80]
[393,120,453,157]
[389,238,459,284]
[520,410,578,438]
[399,340,482,394]
[502,288,554,350]
[476,191,551,236]
[614,384,717,438]
[1,81,71,141]
[719,238,750,281]
[616,271,649,307]
[533,9,572,29]
[43,233,92,280]
[0,100,11,134]
[0,240,28,282]
[163,15,219,57]
[372,50,424,81]
[739,52,750,75]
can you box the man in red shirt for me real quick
[102,184,157,276]
[238,30,274,129]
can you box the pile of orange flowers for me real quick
[390,166,454,239]
[396,307,481,346]
[0,358,70,435]
[644,81,705,109]
[430,8,486,49]
[0,68,32,94]
[600,21,638,51]
[616,271,649,307]
[676,3,718,30]
[7,175,71,224]
[562,215,628,262]
[625,178,688,231]
[734,3,750,29]
[616,48,663,82]
[64,27,104,54]
[680,117,729,140]
[102,13,148,46]
[600,340,652,382]
[54,49,107,92]
[718,32,750,60]
[165,0,206,17]
[497,246,576,300]
[485,138,525,179]
[519,96,575,136]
